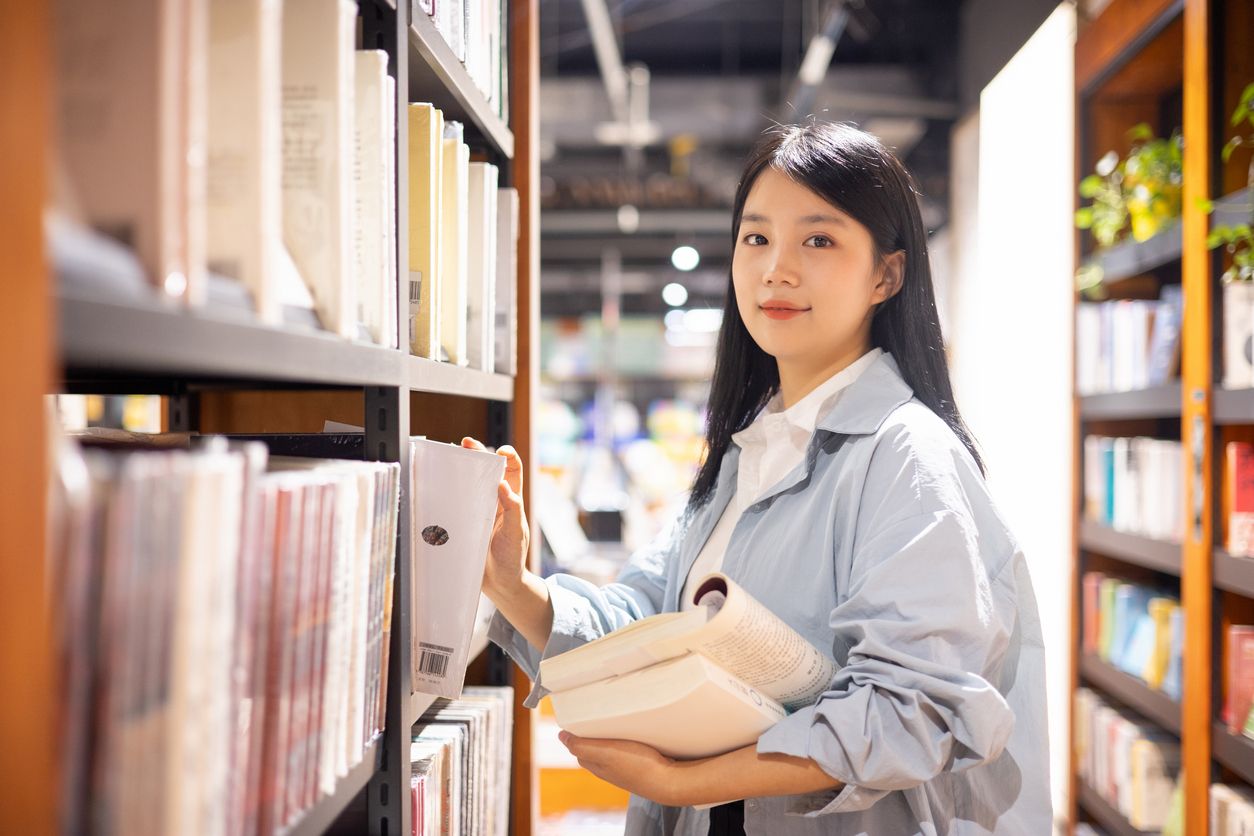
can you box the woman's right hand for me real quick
[461,437,531,601]
[461,437,553,651]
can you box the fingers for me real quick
[497,445,524,495]
[497,480,523,520]
[461,436,487,451]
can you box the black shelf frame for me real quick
[1076,780,1154,836]
[408,6,514,159]
[1078,653,1181,736]
[282,739,382,836]
[1079,383,1182,420]
[1214,548,1254,598]
[1213,721,1254,788]
[1079,520,1182,576]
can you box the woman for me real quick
[466,122,1051,835]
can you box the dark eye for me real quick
[806,235,834,248]
[742,233,767,246]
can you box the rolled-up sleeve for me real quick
[757,504,1018,816]
[489,513,684,707]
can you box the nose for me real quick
[762,252,800,287]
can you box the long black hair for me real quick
[688,121,985,510]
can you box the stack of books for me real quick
[1075,286,1183,395]
[1082,435,1184,541]
[1074,687,1181,831]
[1228,442,1254,558]
[415,0,509,121]
[1212,783,1254,833]
[1224,624,1254,738]
[49,435,400,836]
[1081,572,1182,700]
[411,687,514,836]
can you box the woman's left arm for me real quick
[558,735,841,808]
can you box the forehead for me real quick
[742,168,850,223]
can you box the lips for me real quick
[760,300,810,320]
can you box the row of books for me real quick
[1224,282,1254,390]
[416,0,510,122]
[1213,783,1254,835]
[50,435,400,836]
[1081,572,1182,700]
[411,688,514,836]
[1225,624,1254,737]
[1075,287,1183,395]
[1074,687,1181,831]
[1082,435,1184,542]
[1229,442,1254,558]
[52,0,521,375]
[408,103,520,373]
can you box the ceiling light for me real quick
[671,245,700,272]
[662,282,689,307]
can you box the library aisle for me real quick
[5,0,1254,835]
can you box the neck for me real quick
[776,341,873,410]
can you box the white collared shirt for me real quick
[679,347,883,609]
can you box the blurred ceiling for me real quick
[538,0,964,317]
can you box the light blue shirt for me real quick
[490,352,1052,835]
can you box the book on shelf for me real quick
[540,573,836,760]
[495,187,520,376]
[1226,625,1254,734]
[53,0,210,306]
[354,49,399,348]
[409,438,506,698]
[440,122,471,366]
[1082,435,1183,541]
[411,687,514,836]
[1076,288,1183,395]
[1081,571,1181,697]
[49,434,400,836]
[1211,783,1254,835]
[281,0,358,339]
[1229,441,1254,558]
[417,0,509,121]
[207,0,283,324]
[408,102,445,359]
[1224,281,1254,390]
[466,161,499,372]
[1074,687,1181,831]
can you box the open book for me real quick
[540,573,837,760]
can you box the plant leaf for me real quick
[1127,123,1153,142]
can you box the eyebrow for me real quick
[741,211,848,226]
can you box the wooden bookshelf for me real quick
[1076,780,1153,836]
[1213,722,1254,789]
[1078,384,1182,420]
[1078,653,1182,736]
[1069,0,1254,832]
[9,2,541,835]
[1079,520,1182,576]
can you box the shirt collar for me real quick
[732,347,888,449]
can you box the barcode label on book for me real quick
[409,271,423,304]
[418,642,454,678]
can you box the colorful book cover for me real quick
[1229,442,1254,557]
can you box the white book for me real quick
[439,124,470,365]
[1225,282,1254,389]
[353,50,390,346]
[551,652,786,760]
[466,162,498,372]
[494,187,519,376]
[383,75,398,349]
[207,0,283,324]
[281,0,358,338]
[409,439,505,698]
[54,0,208,305]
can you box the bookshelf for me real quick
[0,1,540,835]
[1070,0,1254,833]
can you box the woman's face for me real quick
[732,167,902,371]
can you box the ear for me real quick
[872,250,905,305]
